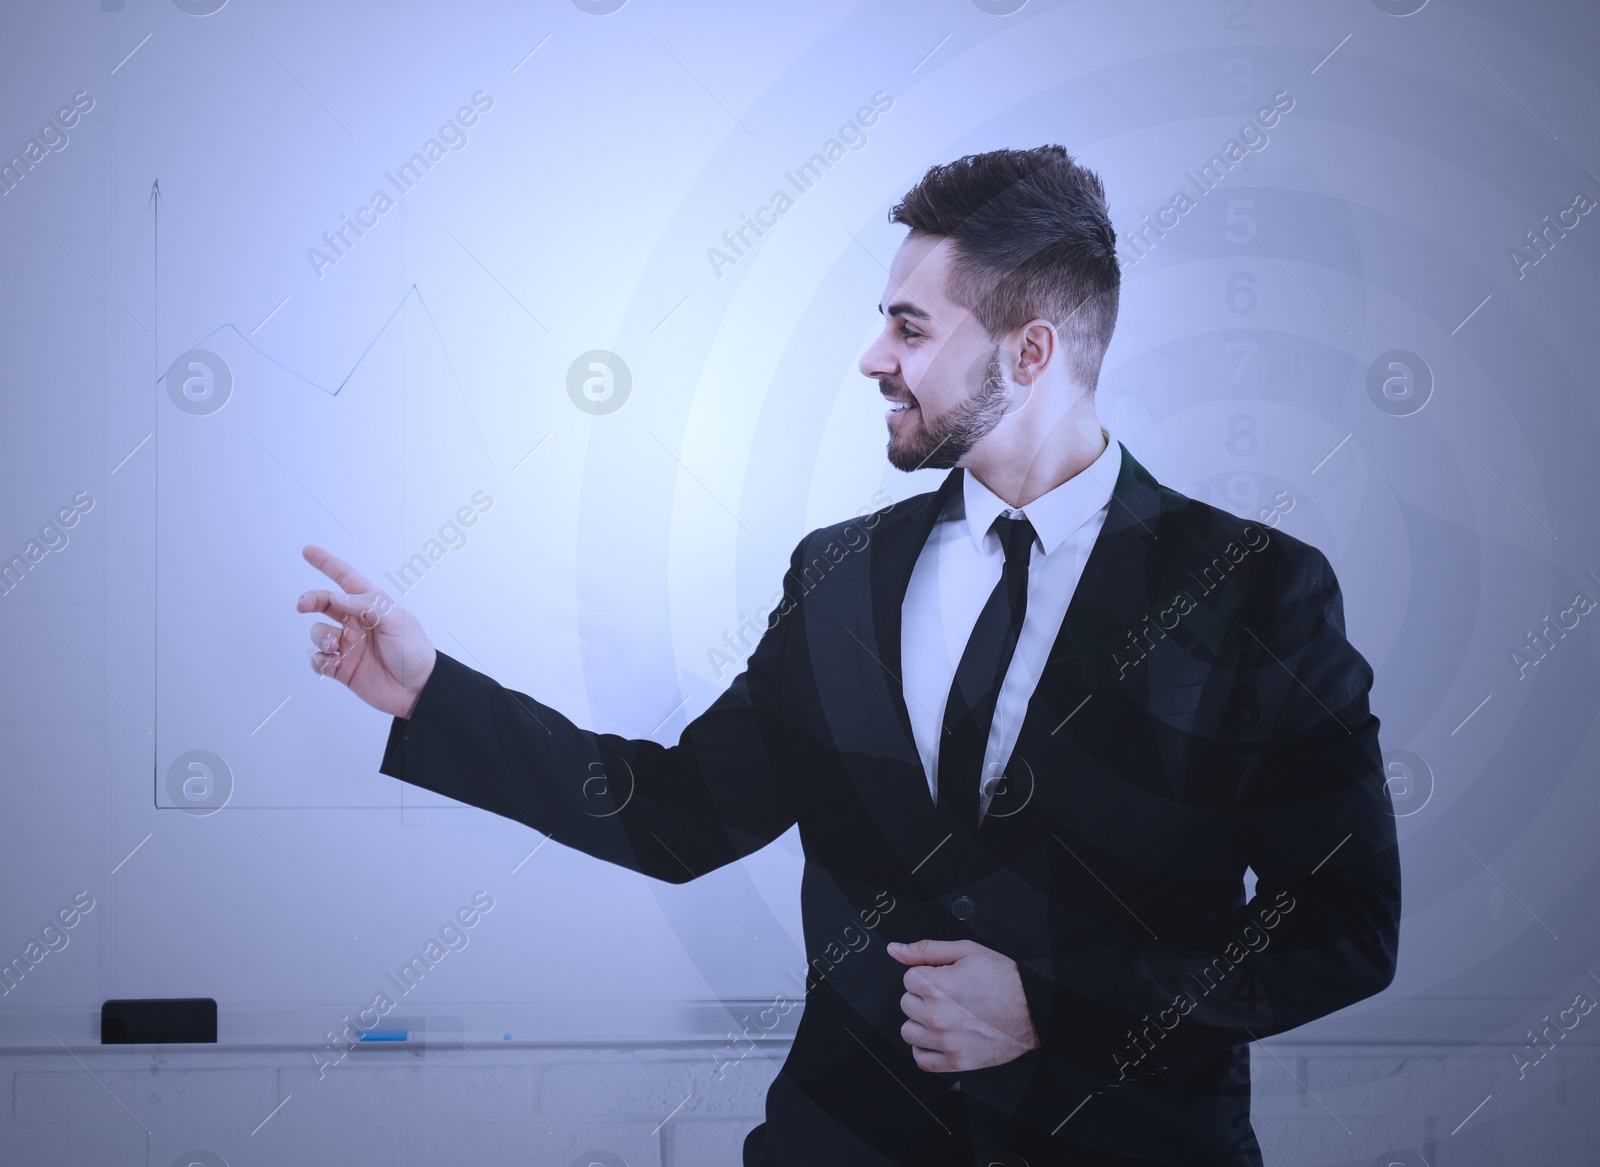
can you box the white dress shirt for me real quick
[901,428,1122,820]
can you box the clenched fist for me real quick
[888,938,1041,1073]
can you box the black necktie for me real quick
[935,513,1036,836]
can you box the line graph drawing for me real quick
[155,282,495,465]
[149,179,499,461]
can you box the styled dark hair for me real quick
[888,145,1120,389]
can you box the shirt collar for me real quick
[956,427,1122,556]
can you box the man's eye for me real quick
[899,325,921,340]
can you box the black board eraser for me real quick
[100,998,217,1044]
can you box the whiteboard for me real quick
[2,0,1596,1048]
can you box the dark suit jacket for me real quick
[379,443,1401,1166]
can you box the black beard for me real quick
[886,346,1009,472]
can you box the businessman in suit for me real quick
[299,145,1400,1165]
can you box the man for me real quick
[298,146,1400,1165]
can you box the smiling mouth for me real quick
[883,389,918,418]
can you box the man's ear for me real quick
[1011,319,1057,387]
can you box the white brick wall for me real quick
[1,1041,1596,1166]
[0,1046,771,1167]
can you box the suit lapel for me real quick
[866,467,964,761]
[849,468,964,885]
[1037,442,1166,695]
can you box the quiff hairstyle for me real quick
[888,145,1120,390]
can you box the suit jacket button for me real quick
[951,895,977,921]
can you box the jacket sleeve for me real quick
[377,540,808,884]
[1013,542,1402,1093]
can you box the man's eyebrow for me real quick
[880,300,934,322]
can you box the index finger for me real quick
[302,544,376,596]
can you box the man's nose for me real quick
[859,331,893,380]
